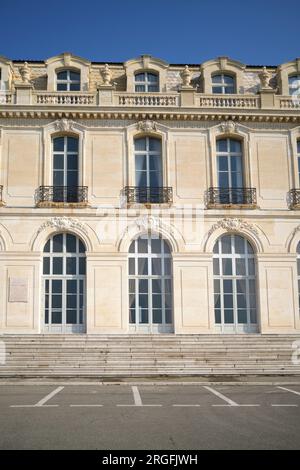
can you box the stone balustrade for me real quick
[34,92,96,105]
[197,94,260,108]
[117,93,179,107]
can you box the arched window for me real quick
[52,136,79,202]
[134,72,159,92]
[216,138,243,204]
[134,136,162,203]
[213,234,258,333]
[288,74,300,96]
[43,233,86,333]
[212,73,235,94]
[128,234,173,333]
[297,242,300,313]
[56,70,80,91]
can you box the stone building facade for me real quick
[0,53,300,335]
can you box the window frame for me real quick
[56,69,81,92]
[212,73,236,94]
[134,71,159,92]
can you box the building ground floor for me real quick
[0,210,300,335]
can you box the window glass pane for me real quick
[223,279,233,293]
[236,258,246,276]
[57,83,67,91]
[70,71,80,81]
[67,280,77,293]
[138,258,148,275]
[248,258,255,275]
[53,171,64,187]
[79,240,85,253]
[163,241,171,254]
[237,294,246,308]
[52,311,62,324]
[135,84,145,92]
[140,310,148,323]
[67,295,77,308]
[53,137,64,152]
[238,310,247,323]
[218,156,228,171]
[66,257,76,275]
[217,139,227,152]
[57,71,68,80]
[149,138,161,152]
[213,241,219,254]
[218,172,229,188]
[129,294,135,308]
[152,279,162,293]
[43,257,50,275]
[67,154,78,170]
[148,85,159,92]
[135,138,146,151]
[129,258,135,275]
[44,240,51,253]
[236,279,246,294]
[224,309,234,323]
[135,155,147,171]
[52,294,62,309]
[222,258,232,275]
[53,154,64,170]
[221,235,232,253]
[135,73,145,82]
[138,238,148,253]
[129,279,135,293]
[52,280,62,293]
[153,294,162,308]
[224,75,234,85]
[53,234,63,252]
[234,236,245,254]
[230,140,241,153]
[139,279,148,293]
[164,259,171,275]
[129,309,136,323]
[165,279,172,293]
[212,75,221,84]
[67,310,77,324]
[224,295,233,308]
[153,310,162,323]
[151,239,161,254]
[165,294,172,309]
[79,258,86,275]
[212,86,223,94]
[215,309,221,323]
[66,234,76,253]
[297,141,300,154]
[250,309,257,323]
[52,257,63,275]
[148,73,158,83]
[151,258,161,275]
[70,83,80,91]
[225,86,235,94]
[214,279,220,293]
[165,310,172,324]
[213,258,219,275]
[214,294,221,309]
[246,241,254,254]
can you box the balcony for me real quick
[123,186,173,205]
[116,93,179,107]
[34,92,96,105]
[197,94,260,109]
[206,187,257,209]
[288,189,300,209]
[36,186,88,208]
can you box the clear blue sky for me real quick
[1,0,299,65]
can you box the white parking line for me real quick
[277,386,300,397]
[173,404,201,407]
[70,404,103,407]
[271,404,298,407]
[117,386,162,407]
[203,385,259,407]
[10,386,64,408]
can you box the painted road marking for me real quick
[117,386,162,407]
[70,404,103,407]
[203,385,259,407]
[271,404,298,407]
[277,386,300,397]
[173,404,201,407]
[10,386,64,408]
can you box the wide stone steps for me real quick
[1,334,300,377]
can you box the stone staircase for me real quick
[1,334,300,377]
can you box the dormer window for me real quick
[134,72,159,92]
[56,70,80,91]
[288,74,300,96]
[212,73,235,94]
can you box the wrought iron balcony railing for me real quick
[206,187,257,206]
[36,186,88,206]
[123,186,173,204]
[288,189,300,208]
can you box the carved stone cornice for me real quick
[137,120,157,132]
[208,218,259,237]
[37,217,88,235]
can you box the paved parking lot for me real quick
[0,382,300,449]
